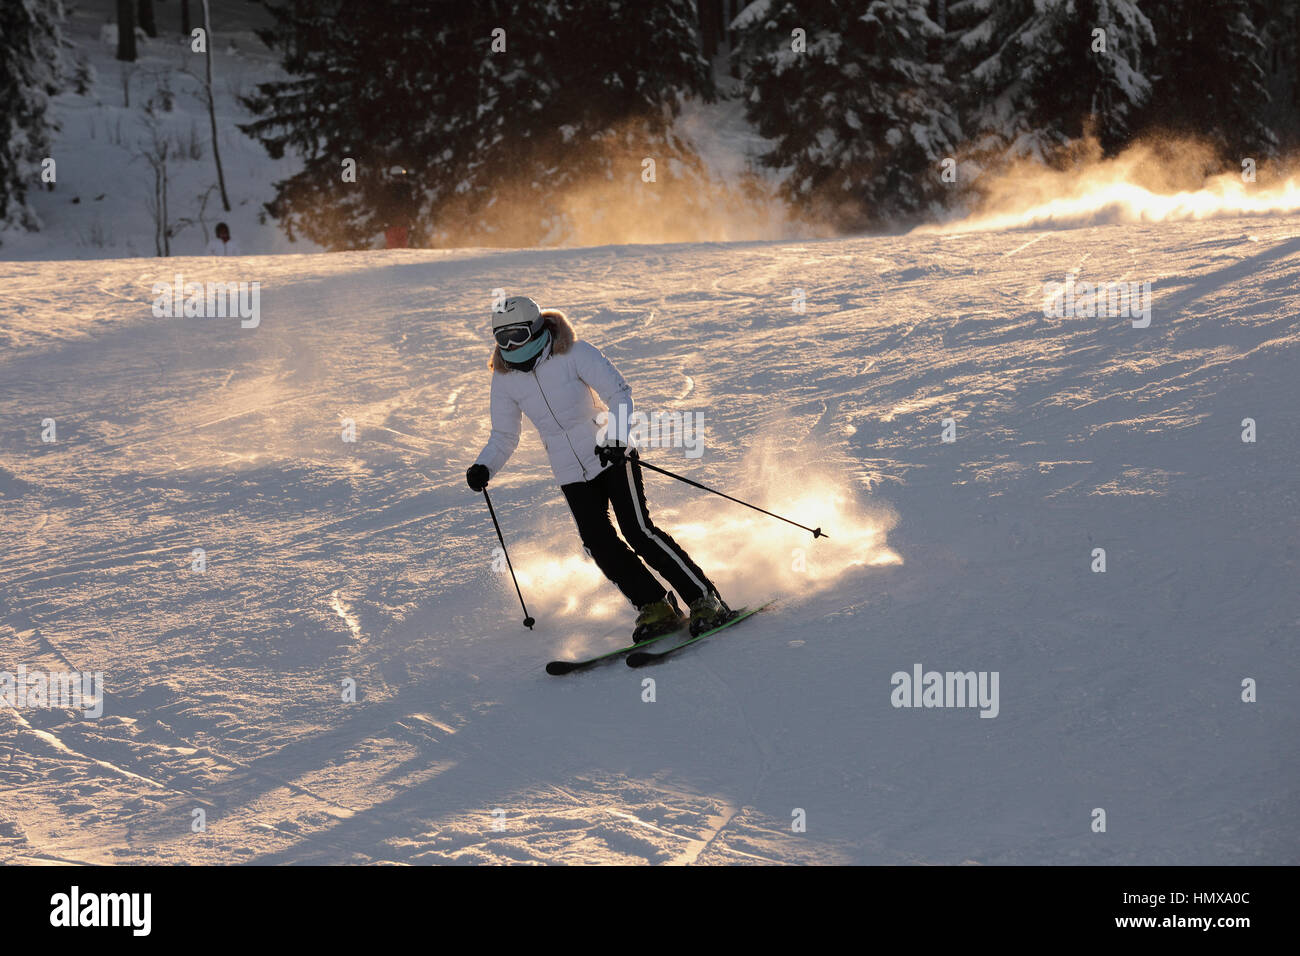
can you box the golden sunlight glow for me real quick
[921,137,1300,234]
[504,435,899,658]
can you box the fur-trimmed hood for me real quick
[490,308,575,372]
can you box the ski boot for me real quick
[633,594,684,642]
[688,592,732,636]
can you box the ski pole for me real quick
[636,456,828,539]
[481,488,536,629]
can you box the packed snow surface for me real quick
[1,216,1297,864]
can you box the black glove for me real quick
[595,442,627,467]
[466,464,489,491]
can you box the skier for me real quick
[205,222,241,256]
[467,296,730,640]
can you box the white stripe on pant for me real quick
[624,459,710,598]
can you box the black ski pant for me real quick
[561,454,718,609]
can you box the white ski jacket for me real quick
[475,340,634,486]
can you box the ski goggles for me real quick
[494,321,540,350]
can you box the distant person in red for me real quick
[383,165,412,248]
[205,222,242,256]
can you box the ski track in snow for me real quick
[1,217,1299,864]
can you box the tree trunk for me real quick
[697,0,724,60]
[116,0,137,61]
[201,0,232,212]
[153,164,163,256]
[161,153,170,256]
[137,0,157,38]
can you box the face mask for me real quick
[501,328,551,365]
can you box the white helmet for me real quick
[493,295,542,332]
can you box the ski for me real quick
[545,621,687,675]
[625,601,775,667]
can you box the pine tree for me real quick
[1141,0,1278,160]
[1259,0,1300,149]
[1069,0,1156,153]
[0,0,67,238]
[241,0,712,249]
[735,0,960,230]
[947,0,1153,163]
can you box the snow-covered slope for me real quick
[1,215,1297,864]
